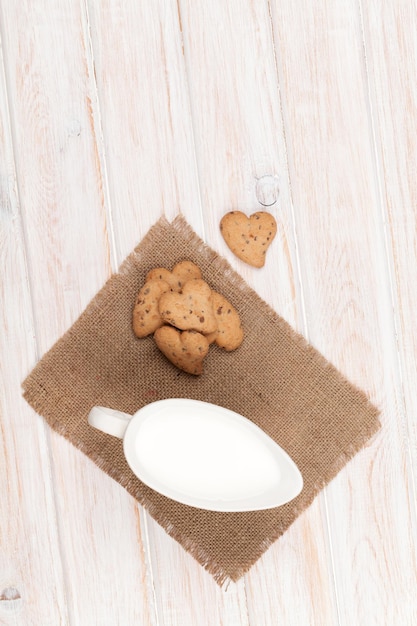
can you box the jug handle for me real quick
[88,406,132,439]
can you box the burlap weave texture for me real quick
[22,215,380,585]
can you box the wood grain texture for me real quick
[270,0,417,622]
[177,1,338,624]
[178,0,299,314]
[85,0,248,621]
[0,1,155,624]
[86,0,203,255]
[361,0,417,497]
[0,0,416,623]
[359,4,417,619]
[0,28,68,626]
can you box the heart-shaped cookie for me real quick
[220,211,277,267]
[132,279,171,338]
[154,327,209,375]
[146,261,201,292]
[205,291,244,351]
[159,278,217,334]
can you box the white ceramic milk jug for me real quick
[88,398,303,512]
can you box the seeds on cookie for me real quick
[220,210,277,268]
[146,260,201,292]
[154,326,209,375]
[146,268,181,291]
[172,260,202,284]
[133,260,245,375]
[132,279,171,338]
[210,291,243,351]
[159,278,217,334]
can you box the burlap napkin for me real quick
[22,215,380,585]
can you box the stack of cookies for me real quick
[132,261,243,375]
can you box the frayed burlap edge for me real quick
[22,214,381,587]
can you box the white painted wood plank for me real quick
[361,0,417,510]
[86,0,203,260]
[86,1,249,623]
[270,0,417,622]
[1,0,415,622]
[146,521,249,626]
[177,1,339,624]
[0,32,68,626]
[0,1,156,624]
[178,0,301,315]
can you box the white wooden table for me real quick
[1,1,416,624]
